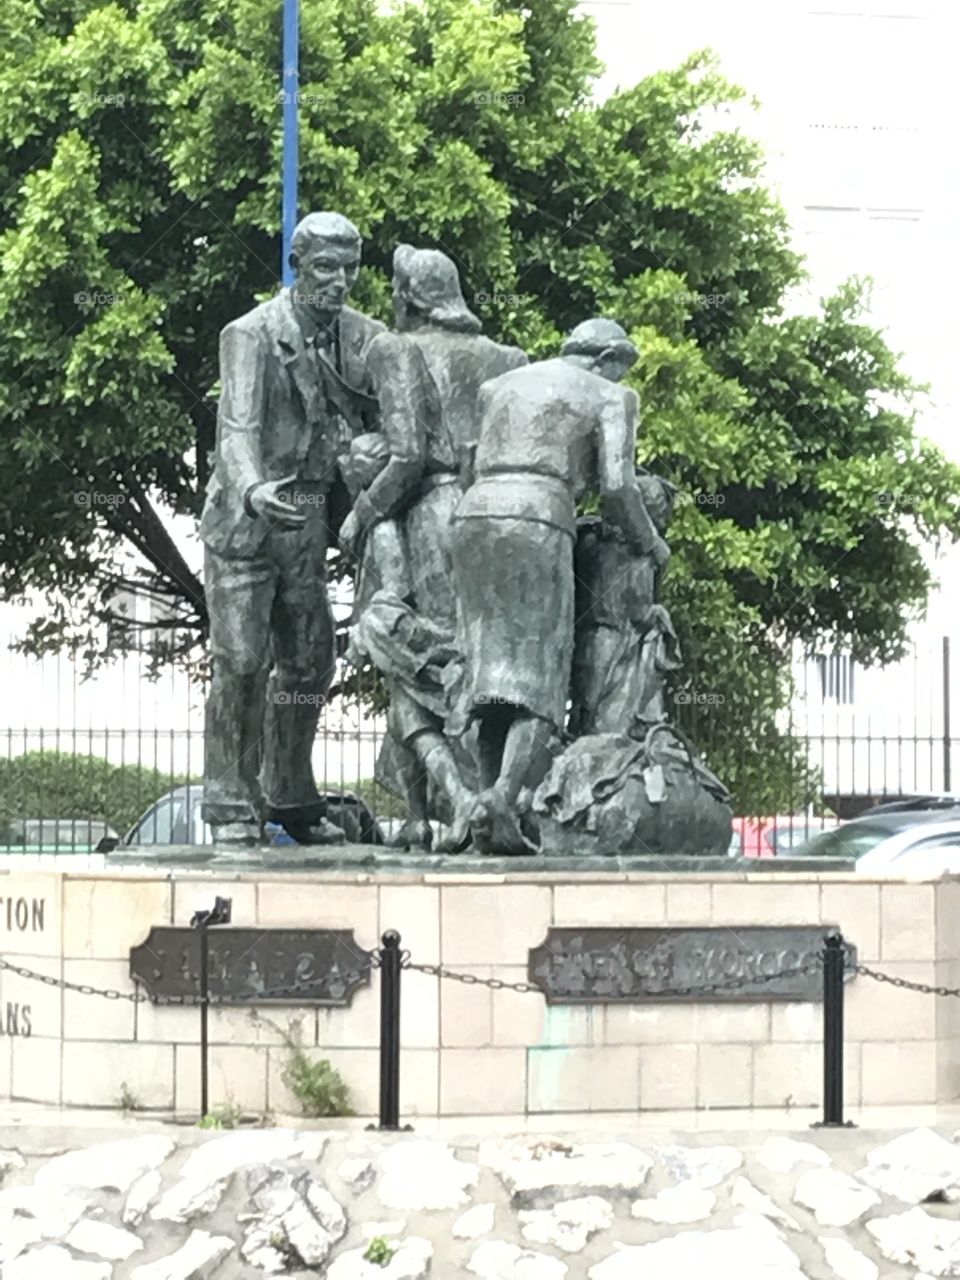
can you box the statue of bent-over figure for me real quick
[450,319,668,854]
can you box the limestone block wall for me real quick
[0,868,954,1117]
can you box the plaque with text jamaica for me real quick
[130,927,372,1005]
[528,926,855,1004]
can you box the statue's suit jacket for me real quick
[200,289,384,560]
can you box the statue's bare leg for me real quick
[471,711,554,854]
[414,731,476,853]
[388,751,433,850]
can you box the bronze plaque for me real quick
[130,927,372,1005]
[528,926,854,1004]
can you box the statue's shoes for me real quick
[433,806,474,854]
[213,821,262,848]
[281,816,347,846]
[469,790,527,856]
[387,818,433,851]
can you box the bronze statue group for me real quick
[200,211,731,858]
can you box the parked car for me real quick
[792,808,960,873]
[117,784,383,850]
[865,794,960,816]
[731,815,842,858]
[0,817,118,853]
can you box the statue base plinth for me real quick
[105,844,853,875]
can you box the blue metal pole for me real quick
[281,0,299,286]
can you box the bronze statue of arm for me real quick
[217,323,270,503]
[459,380,496,492]
[356,333,427,523]
[597,386,659,556]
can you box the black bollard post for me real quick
[190,897,232,1119]
[815,930,854,1129]
[377,930,403,1130]
[198,923,211,1116]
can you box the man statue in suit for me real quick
[200,211,383,846]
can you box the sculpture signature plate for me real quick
[130,927,371,1005]
[528,926,855,1003]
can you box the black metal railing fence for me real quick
[0,629,957,852]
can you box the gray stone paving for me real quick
[2,1124,960,1276]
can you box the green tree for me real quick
[1,0,958,810]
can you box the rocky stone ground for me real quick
[3,1124,960,1277]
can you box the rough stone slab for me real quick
[0,1218,44,1267]
[326,1235,433,1280]
[631,1182,715,1224]
[479,1139,652,1208]
[866,1207,960,1275]
[519,1196,613,1252]
[657,1144,743,1188]
[151,1131,326,1226]
[819,1236,879,1280]
[377,1141,479,1211]
[338,1157,376,1191]
[794,1168,880,1227]
[4,1244,112,1279]
[151,1175,229,1223]
[588,1225,806,1279]
[177,1131,326,1188]
[468,1239,568,1279]
[130,1228,236,1280]
[124,1170,162,1226]
[0,1185,90,1254]
[454,1203,496,1239]
[757,1136,832,1175]
[733,1211,785,1239]
[240,1164,346,1272]
[732,1176,801,1229]
[67,1218,145,1260]
[35,1136,175,1193]
[858,1129,960,1203]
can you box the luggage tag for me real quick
[644,763,666,804]
[647,762,670,803]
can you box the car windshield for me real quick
[792,820,898,860]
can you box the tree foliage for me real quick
[1,0,958,810]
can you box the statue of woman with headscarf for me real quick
[340,245,527,849]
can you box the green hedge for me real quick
[0,751,407,837]
[0,751,196,837]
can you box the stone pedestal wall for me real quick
[0,868,956,1118]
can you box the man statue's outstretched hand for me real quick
[247,475,306,528]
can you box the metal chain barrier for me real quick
[10,947,960,1003]
[403,961,540,994]
[403,954,824,998]
[832,939,960,998]
[853,963,960,998]
[0,953,378,1007]
[9,924,960,1134]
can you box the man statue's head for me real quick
[561,318,638,383]
[391,244,481,334]
[290,212,362,318]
